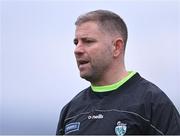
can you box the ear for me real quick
[113,38,124,57]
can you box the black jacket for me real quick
[56,73,180,135]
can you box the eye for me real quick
[85,40,94,43]
[83,38,96,44]
[73,39,78,45]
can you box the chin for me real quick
[80,74,91,81]
[80,74,88,79]
[80,74,97,83]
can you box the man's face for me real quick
[74,21,114,82]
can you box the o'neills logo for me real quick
[88,114,103,119]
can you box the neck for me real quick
[91,63,128,86]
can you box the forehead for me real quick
[75,21,103,38]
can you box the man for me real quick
[56,10,180,135]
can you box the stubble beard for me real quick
[80,67,101,83]
[80,58,112,84]
[79,43,113,83]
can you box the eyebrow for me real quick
[74,37,96,41]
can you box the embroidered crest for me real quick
[115,121,127,136]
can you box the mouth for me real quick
[77,60,90,68]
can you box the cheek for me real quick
[91,46,113,65]
[101,45,113,59]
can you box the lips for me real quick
[77,59,89,68]
[79,60,89,65]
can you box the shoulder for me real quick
[134,74,178,116]
[61,86,90,111]
[126,73,168,101]
[71,86,91,102]
[126,73,176,108]
[138,75,170,102]
[136,76,180,134]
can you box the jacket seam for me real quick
[63,108,164,135]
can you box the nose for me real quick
[74,43,85,56]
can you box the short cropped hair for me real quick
[75,10,128,49]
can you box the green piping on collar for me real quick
[91,71,136,92]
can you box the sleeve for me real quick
[150,91,180,135]
[56,104,69,135]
